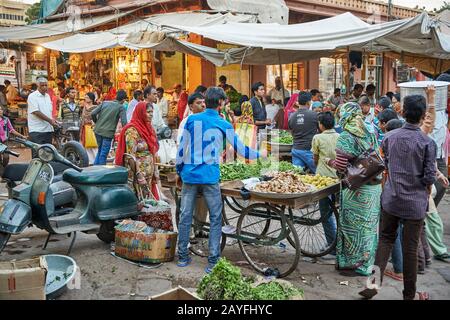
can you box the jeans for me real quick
[318,196,337,254]
[94,134,112,165]
[433,158,448,207]
[391,224,403,274]
[177,183,223,266]
[418,225,431,270]
[292,149,316,173]
[374,210,424,300]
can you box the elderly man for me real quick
[268,76,290,105]
[27,77,61,152]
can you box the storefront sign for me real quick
[0,49,18,86]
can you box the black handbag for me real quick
[343,134,385,190]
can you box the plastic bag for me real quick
[84,124,98,148]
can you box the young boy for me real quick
[0,108,27,168]
[311,111,339,258]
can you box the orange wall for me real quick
[186,35,216,92]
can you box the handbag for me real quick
[343,134,385,190]
[84,124,98,148]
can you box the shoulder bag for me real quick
[343,134,385,190]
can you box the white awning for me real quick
[40,11,258,52]
[169,12,450,60]
[0,12,130,42]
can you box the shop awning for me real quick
[39,11,258,53]
[0,12,130,42]
[167,12,450,61]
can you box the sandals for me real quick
[434,253,450,263]
[384,269,403,281]
[415,292,430,300]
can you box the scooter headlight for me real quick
[38,146,55,162]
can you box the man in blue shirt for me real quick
[176,87,264,273]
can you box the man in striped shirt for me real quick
[360,94,436,300]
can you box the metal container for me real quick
[398,81,449,112]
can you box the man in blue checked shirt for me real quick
[176,87,266,273]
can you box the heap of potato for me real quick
[254,172,311,194]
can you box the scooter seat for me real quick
[63,166,128,185]
[2,161,71,182]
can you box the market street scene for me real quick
[0,0,449,302]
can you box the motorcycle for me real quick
[53,122,89,168]
[0,138,140,255]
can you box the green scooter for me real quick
[0,138,140,255]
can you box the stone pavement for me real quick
[0,148,449,300]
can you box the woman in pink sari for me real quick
[283,93,299,130]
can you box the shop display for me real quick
[271,130,293,144]
[114,220,177,264]
[299,174,339,189]
[197,258,304,300]
[252,172,313,194]
[219,160,302,182]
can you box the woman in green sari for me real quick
[328,102,382,276]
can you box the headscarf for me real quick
[236,101,254,124]
[177,91,188,121]
[115,102,159,166]
[47,88,58,118]
[283,93,299,129]
[338,102,370,138]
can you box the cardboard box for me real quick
[0,257,48,300]
[150,286,201,300]
[115,220,177,264]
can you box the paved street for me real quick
[1,148,449,300]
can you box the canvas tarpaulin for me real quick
[167,12,450,61]
[0,12,130,42]
[39,11,257,53]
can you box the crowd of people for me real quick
[2,71,450,300]
[174,74,450,300]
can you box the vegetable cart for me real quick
[161,170,340,278]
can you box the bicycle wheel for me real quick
[237,203,300,278]
[287,197,339,258]
[175,195,227,257]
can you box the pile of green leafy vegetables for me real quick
[197,258,304,300]
[220,160,303,181]
[272,130,293,144]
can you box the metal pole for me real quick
[388,0,393,22]
[277,51,286,104]
[279,63,286,104]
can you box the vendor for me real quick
[59,87,82,140]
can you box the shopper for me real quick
[127,90,143,122]
[176,87,264,273]
[79,92,98,164]
[91,89,127,165]
[361,94,436,300]
[27,77,61,154]
[289,91,318,173]
[250,82,270,131]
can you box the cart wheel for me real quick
[236,203,300,278]
[287,197,339,258]
[175,197,227,258]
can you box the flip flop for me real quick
[415,291,430,300]
[434,254,450,263]
[384,269,403,281]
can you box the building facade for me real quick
[0,0,30,26]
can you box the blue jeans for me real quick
[319,196,337,255]
[292,149,316,174]
[391,224,403,273]
[177,183,223,265]
[94,134,113,165]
